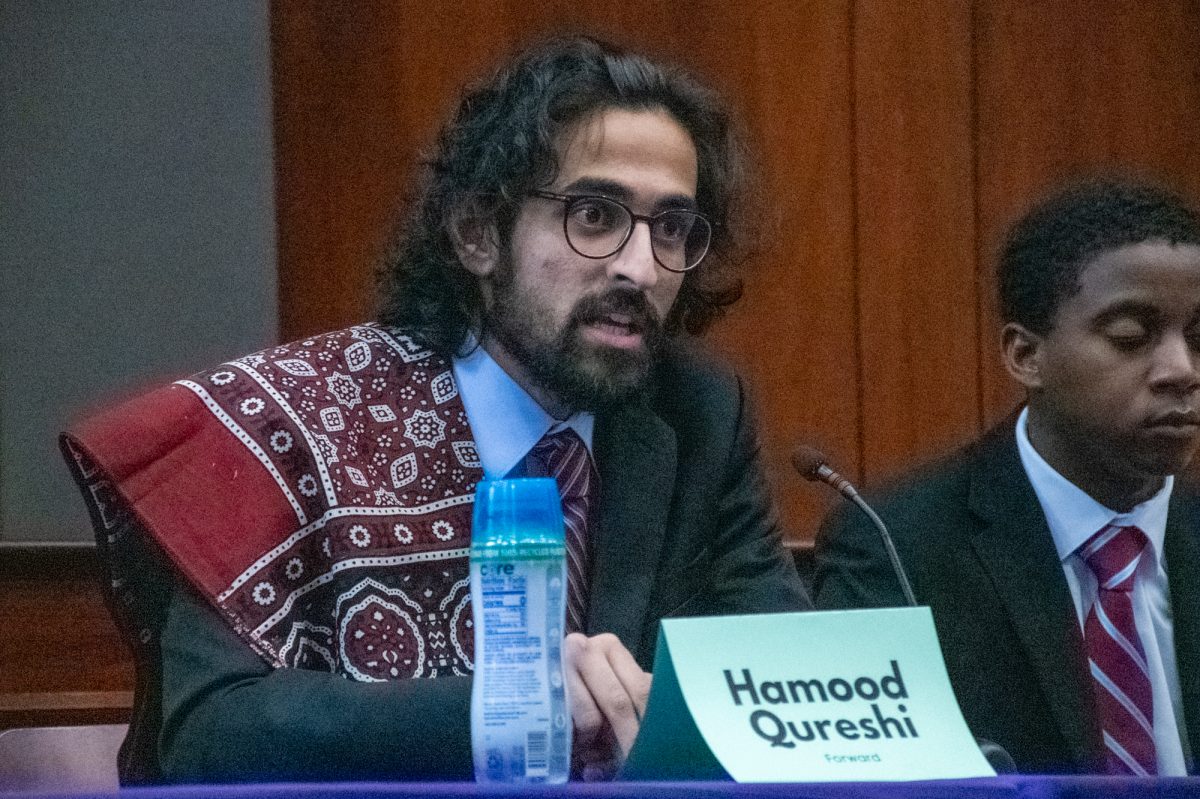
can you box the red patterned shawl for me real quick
[64,325,483,680]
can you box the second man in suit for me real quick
[814,179,1200,775]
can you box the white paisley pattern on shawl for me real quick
[175,325,482,679]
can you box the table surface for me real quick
[15,776,1200,799]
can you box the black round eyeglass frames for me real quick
[530,191,712,273]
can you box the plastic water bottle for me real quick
[470,478,571,783]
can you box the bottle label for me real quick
[470,544,570,783]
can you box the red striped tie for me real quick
[528,429,598,634]
[1079,524,1156,776]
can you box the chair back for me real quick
[0,724,126,793]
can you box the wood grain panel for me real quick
[853,0,979,483]
[696,1,859,540]
[975,0,1200,425]
[0,547,133,729]
[0,692,132,730]
[272,3,510,340]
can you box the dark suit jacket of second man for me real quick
[812,416,1200,774]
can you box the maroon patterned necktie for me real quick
[1078,524,1157,776]
[527,428,599,634]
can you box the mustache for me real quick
[568,289,662,335]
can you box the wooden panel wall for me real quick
[853,0,978,480]
[0,548,132,729]
[271,1,1200,542]
[974,0,1200,424]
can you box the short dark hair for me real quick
[999,178,1200,334]
[377,36,753,355]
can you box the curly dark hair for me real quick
[999,177,1200,334]
[377,36,753,356]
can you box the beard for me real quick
[484,270,667,413]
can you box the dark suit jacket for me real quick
[811,416,1200,775]
[138,340,808,782]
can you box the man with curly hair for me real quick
[63,37,807,784]
[814,179,1200,776]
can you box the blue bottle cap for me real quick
[471,478,565,546]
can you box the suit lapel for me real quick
[1165,488,1200,771]
[966,422,1102,768]
[586,400,677,654]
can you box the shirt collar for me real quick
[1015,406,1171,565]
[451,340,594,480]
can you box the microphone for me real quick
[792,446,918,607]
[976,738,1018,774]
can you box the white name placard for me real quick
[623,608,994,782]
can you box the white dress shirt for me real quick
[451,341,594,479]
[1015,407,1191,774]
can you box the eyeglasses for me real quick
[530,191,712,273]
